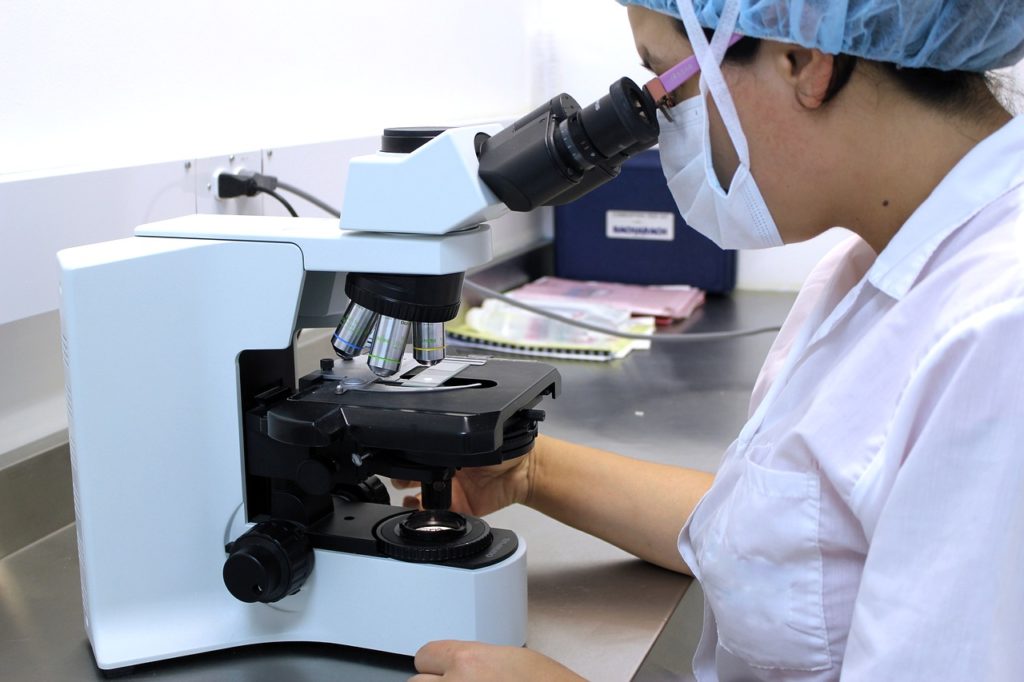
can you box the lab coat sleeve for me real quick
[841,299,1024,680]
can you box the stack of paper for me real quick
[446,276,705,361]
[509,276,705,323]
[446,314,654,361]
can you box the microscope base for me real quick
[88,539,527,670]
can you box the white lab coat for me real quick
[678,115,1024,681]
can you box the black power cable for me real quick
[277,181,341,217]
[463,280,781,342]
[260,188,298,217]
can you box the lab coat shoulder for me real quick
[849,186,1024,531]
[835,163,1024,675]
[748,233,874,416]
[840,200,1024,678]
[920,184,1024,310]
[840,298,1024,680]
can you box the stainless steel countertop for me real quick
[0,291,794,682]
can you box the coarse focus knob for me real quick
[223,521,314,604]
[337,475,391,505]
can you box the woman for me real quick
[408,1,1024,679]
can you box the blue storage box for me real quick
[553,149,736,293]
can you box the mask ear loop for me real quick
[676,0,749,167]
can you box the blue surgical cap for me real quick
[618,0,1024,72]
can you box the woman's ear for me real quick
[777,46,835,110]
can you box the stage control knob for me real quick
[223,521,314,604]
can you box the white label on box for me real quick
[605,210,675,241]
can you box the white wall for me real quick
[525,1,652,106]
[1,0,546,324]
[0,0,532,178]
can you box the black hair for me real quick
[674,22,993,112]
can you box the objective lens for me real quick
[332,302,379,360]
[367,316,411,377]
[413,322,445,366]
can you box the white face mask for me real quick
[657,95,704,180]
[656,0,783,251]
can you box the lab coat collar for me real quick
[867,115,1024,300]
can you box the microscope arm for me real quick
[135,213,492,275]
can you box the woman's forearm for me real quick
[526,435,714,574]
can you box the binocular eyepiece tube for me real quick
[476,76,660,212]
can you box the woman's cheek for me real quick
[707,96,742,190]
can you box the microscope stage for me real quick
[263,355,560,467]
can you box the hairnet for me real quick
[618,0,1024,72]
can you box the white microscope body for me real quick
[59,125,535,670]
[60,72,662,671]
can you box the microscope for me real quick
[58,77,660,670]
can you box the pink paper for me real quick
[509,277,705,320]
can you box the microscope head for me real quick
[333,77,661,376]
[338,78,660,232]
[333,125,502,376]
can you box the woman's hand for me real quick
[393,436,547,517]
[397,433,710,573]
[410,640,584,682]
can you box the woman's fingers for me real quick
[449,478,476,516]
[392,479,418,490]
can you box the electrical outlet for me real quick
[195,151,264,216]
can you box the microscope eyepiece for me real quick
[578,77,657,158]
[476,77,659,212]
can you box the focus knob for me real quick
[337,475,391,505]
[223,521,314,603]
